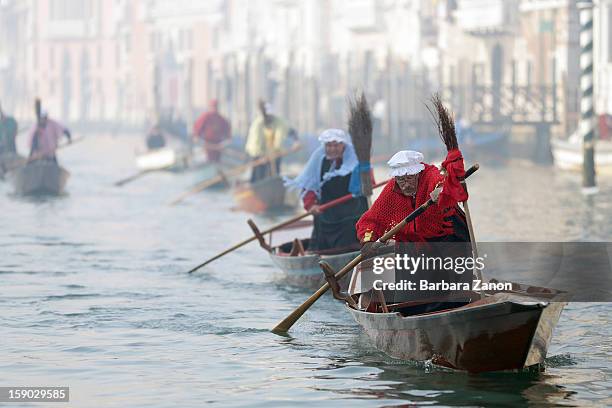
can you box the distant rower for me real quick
[0,105,18,155]
[245,101,289,183]
[193,99,231,163]
[29,110,71,162]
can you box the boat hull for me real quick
[348,293,566,373]
[552,138,612,173]
[234,176,286,214]
[10,161,69,196]
[136,148,190,171]
[270,249,358,289]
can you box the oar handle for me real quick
[462,163,479,180]
[271,163,480,334]
[187,235,258,273]
[58,136,85,149]
[318,179,389,212]
[114,169,154,187]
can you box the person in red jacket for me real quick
[192,99,231,162]
[356,150,468,252]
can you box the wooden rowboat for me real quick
[270,239,358,289]
[135,147,191,172]
[9,160,69,195]
[233,175,287,214]
[342,253,568,373]
[249,219,359,289]
[551,136,612,174]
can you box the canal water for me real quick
[1,134,611,407]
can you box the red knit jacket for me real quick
[356,164,456,242]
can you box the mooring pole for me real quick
[578,0,597,194]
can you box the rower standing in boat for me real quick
[245,101,289,183]
[356,150,468,252]
[193,99,231,163]
[0,105,18,154]
[29,110,71,162]
[285,129,369,252]
[145,123,167,150]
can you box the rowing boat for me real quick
[551,136,612,174]
[271,239,359,289]
[135,147,191,172]
[249,219,359,289]
[342,252,568,373]
[233,175,287,214]
[9,160,69,195]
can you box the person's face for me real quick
[395,173,419,196]
[325,141,345,161]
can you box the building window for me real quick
[97,44,103,68]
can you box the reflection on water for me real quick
[1,134,611,407]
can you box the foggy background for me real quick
[1,0,611,158]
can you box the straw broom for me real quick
[426,93,458,153]
[348,92,373,198]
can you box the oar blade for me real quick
[271,282,331,334]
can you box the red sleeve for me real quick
[356,179,396,242]
[193,114,207,137]
[302,190,317,211]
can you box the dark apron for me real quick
[309,158,368,253]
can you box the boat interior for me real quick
[275,238,360,257]
[349,280,568,318]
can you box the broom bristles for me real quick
[426,93,458,152]
[348,92,372,163]
[348,91,373,197]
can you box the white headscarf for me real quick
[284,129,358,198]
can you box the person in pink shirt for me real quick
[29,111,71,161]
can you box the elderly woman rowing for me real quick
[285,129,370,253]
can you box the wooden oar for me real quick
[2,135,85,174]
[114,166,173,187]
[57,136,85,149]
[169,143,302,206]
[194,139,246,158]
[187,178,391,274]
[271,164,479,334]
